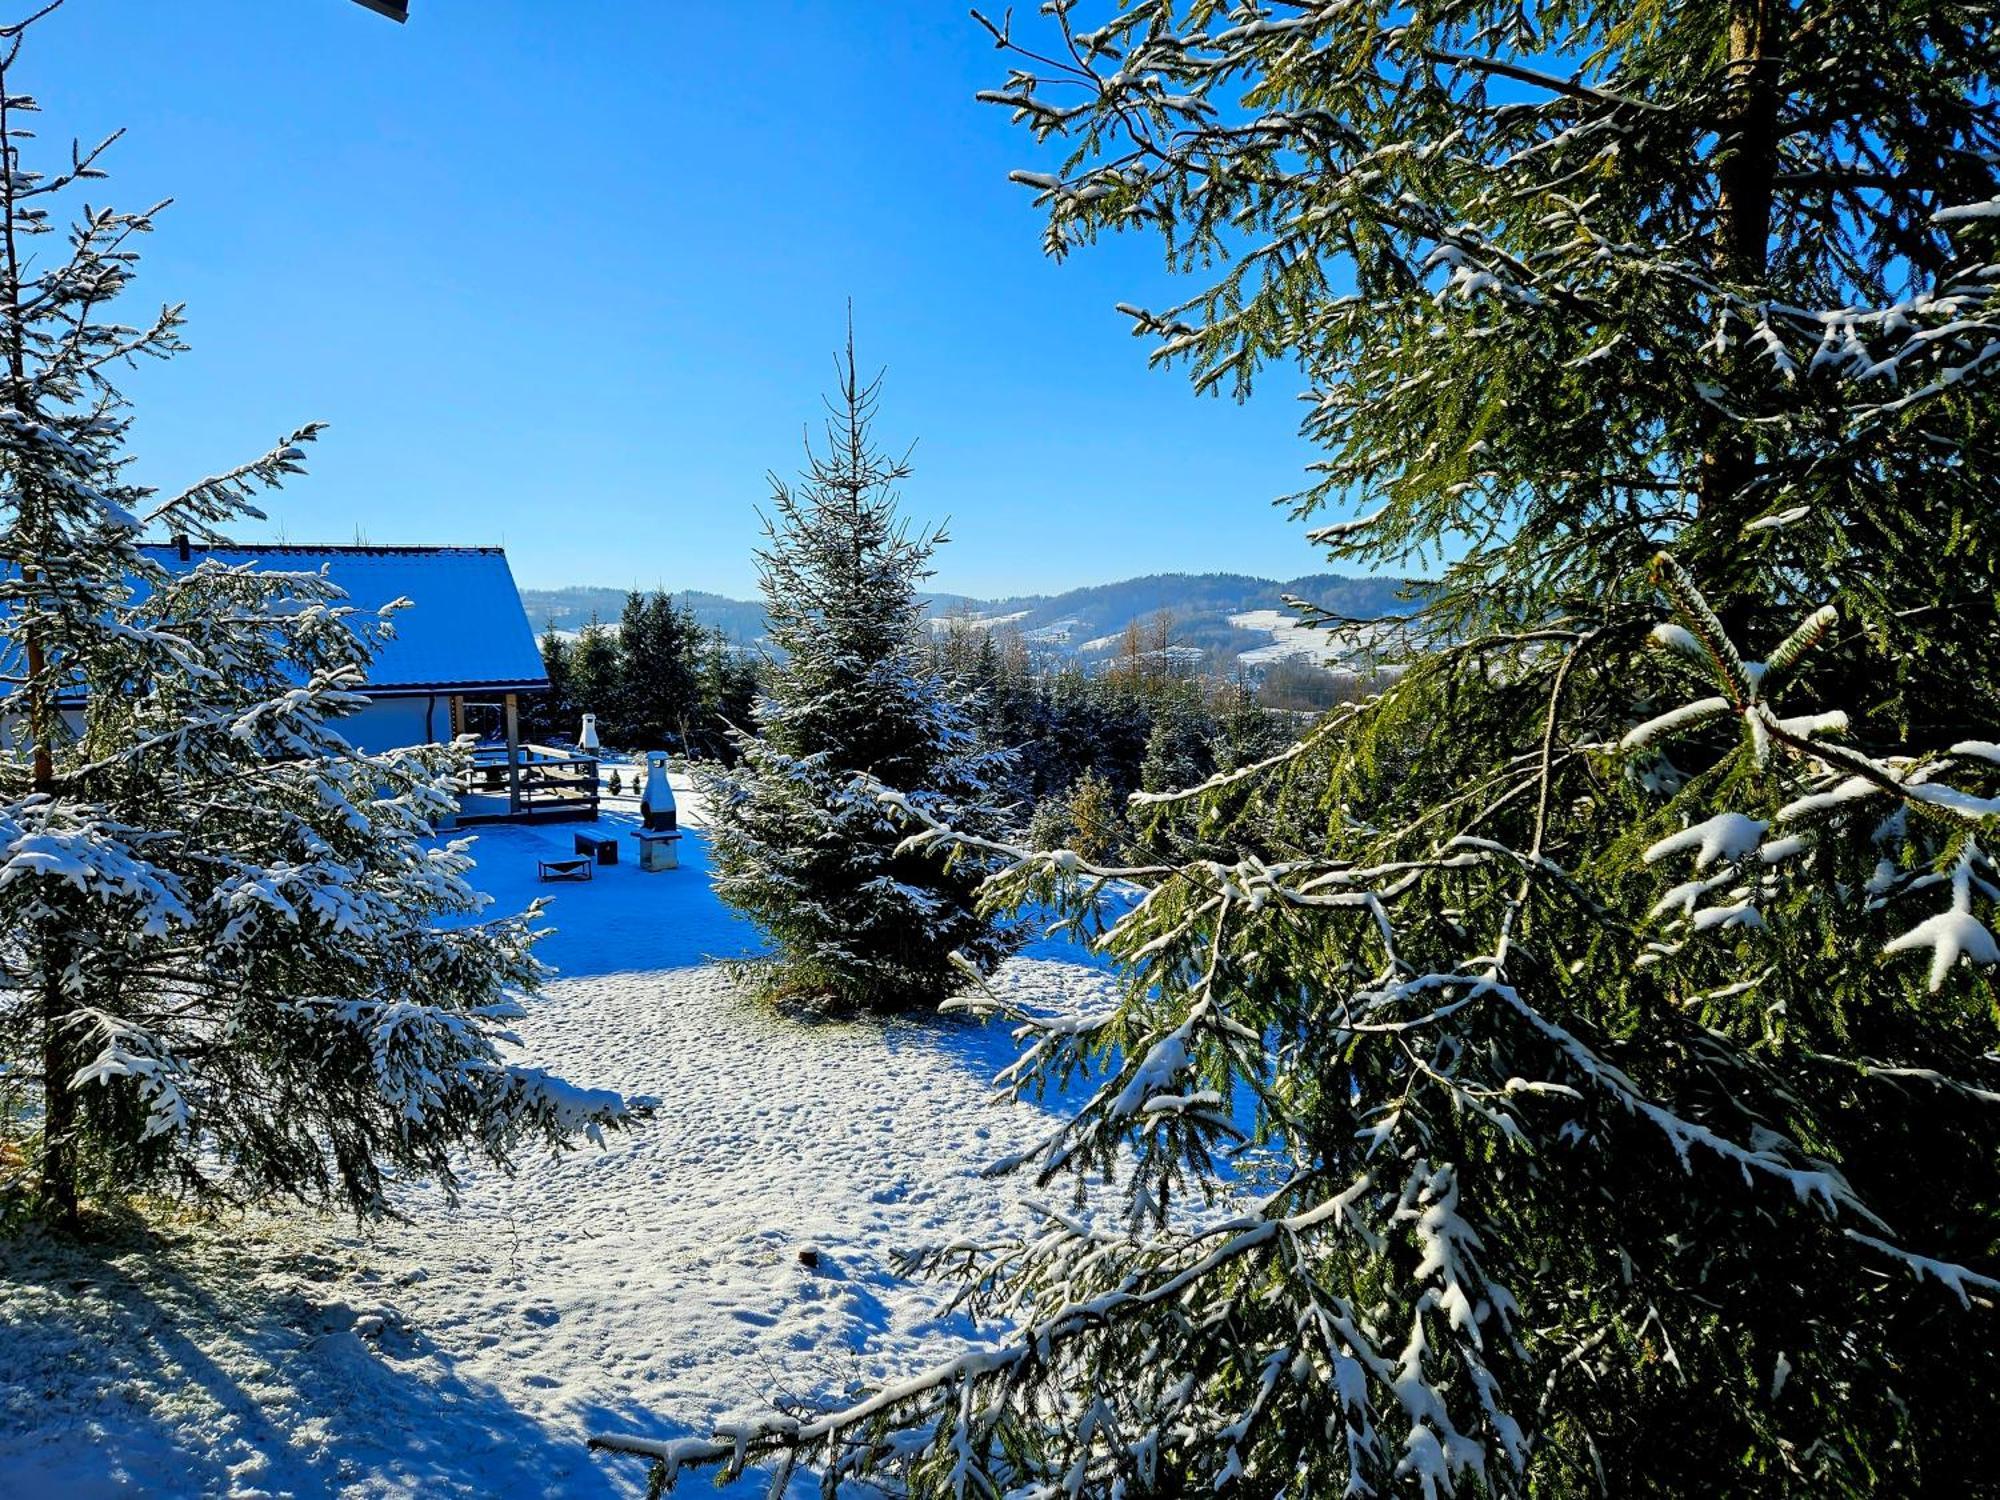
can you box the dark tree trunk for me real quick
[29,623,78,1229]
[1697,0,1788,531]
[37,952,78,1229]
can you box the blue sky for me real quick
[27,0,1343,598]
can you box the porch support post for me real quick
[505,693,522,817]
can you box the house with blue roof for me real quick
[141,542,592,824]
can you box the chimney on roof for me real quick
[173,534,191,563]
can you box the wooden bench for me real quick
[537,856,593,883]
[573,831,619,865]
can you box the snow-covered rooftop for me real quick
[139,544,549,695]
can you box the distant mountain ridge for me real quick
[521,586,770,645]
[518,571,1417,673]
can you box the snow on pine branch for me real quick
[605,631,1996,1494]
[0,45,646,1225]
[1630,552,2000,994]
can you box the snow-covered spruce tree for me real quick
[529,625,577,742]
[569,615,620,740]
[598,3,2000,1496]
[0,15,640,1230]
[697,335,1015,1014]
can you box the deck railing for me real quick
[459,741,599,823]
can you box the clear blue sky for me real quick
[26,0,1344,598]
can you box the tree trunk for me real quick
[1697,0,1786,528]
[37,944,78,1229]
[26,626,79,1229]
[3,51,80,1230]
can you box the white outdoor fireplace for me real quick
[633,752,681,871]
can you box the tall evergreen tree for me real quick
[692,626,758,763]
[616,590,701,752]
[1137,682,1216,796]
[0,19,640,1229]
[569,615,620,742]
[608,2,2000,1494]
[531,625,576,742]
[698,335,1016,1013]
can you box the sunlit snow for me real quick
[0,775,1117,1498]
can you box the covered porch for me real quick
[451,692,599,825]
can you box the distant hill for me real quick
[931,573,1415,665]
[520,586,768,644]
[518,571,1419,673]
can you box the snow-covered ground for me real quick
[0,776,1117,1498]
[1020,617,1081,645]
[926,609,1030,633]
[1229,609,1399,669]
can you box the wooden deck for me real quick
[457,741,599,825]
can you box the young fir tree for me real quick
[698,336,1015,1014]
[602,2,2000,1495]
[692,626,758,764]
[1137,682,1217,796]
[1065,766,1126,868]
[0,20,642,1230]
[615,589,700,753]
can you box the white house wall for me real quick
[343,695,444,753]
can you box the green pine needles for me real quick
[0,11,643,1231]
[606,0,2000,1494]
[699,335,1018,1014]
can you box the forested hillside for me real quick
[521,570,1415,671]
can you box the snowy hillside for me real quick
[521,571,1417,674]
[1228,610,1399,668]
[0,789,1119,1499]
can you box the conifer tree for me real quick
[692,626,758,763]
[1065,766,1125,867]
[569,616,620,742]
[1137,683,1216,796]
[615,590,700,752]
[698,333,1015,1014]
[531,625,576,741]
[0,14,641,1229]
[604,1,2000,1494]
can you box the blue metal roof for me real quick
[137,544,549,695]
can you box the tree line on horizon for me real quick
[526,593,759,761]
[533,569,1372,833]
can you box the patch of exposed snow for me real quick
[0,807,1115,1498]
[1230,610,1391,668]
[926,610,1030,634]
[1021,618,1081,644]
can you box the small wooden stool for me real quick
[537,856,594,882]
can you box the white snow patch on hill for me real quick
[1231,609,1393,668]
[927,609,1030,634]
[1021,617,1082,644]
[0,805,1116,1499]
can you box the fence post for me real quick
[505,694,522,817]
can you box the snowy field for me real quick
[0,777,1118,1498]
[1229,609,1392,667]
